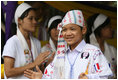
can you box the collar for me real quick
[66,39,86,53]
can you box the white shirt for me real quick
[43,40,113,79]
[91,41,117,78]
[90,33,117,78]
[2,35,41,79]
[41,38,56,53]
[67,40,86,64]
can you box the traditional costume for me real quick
[43,10,113,79]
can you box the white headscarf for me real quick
[90,14,108,46]
[48,15,62,52]
[48,15,62,28]
[15,3,32,26]
[53,10,85,78]
[15,3,38,64]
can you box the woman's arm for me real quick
[23,52,55,79]
[4,56,35,78]
[4,51,50,78]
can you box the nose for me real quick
[65,30,72,36]
[33,18,37,24]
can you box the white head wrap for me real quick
[15,3,32,26]
[15,3,38,65]
[52,10,85,78]
[90,14,108,46]
[48,15,62,52]
[48,15,62,28]
[92,14,108,32]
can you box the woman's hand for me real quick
[46,52,55,66]
[34,51,50,66]
[78,73,88,79]
[40,52,55,73]
[24,65,42,79]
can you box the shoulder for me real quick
[84,44,100,52]
[41,43,51,52]
[2,35,19,58]
[31,36,41,44]
[5,35,19,45]
[83,44,103,57]
[31,36,41,48]
[107,43,116,50]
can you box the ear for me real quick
[18,18,22,25]
[82,26,87,35]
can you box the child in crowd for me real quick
[24,10,113,79]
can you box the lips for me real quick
[65,37,73,41]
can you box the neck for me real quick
[70,40,81,51]
[19,27,30,40]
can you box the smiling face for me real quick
[18,10,38,33]
[62,23,87,47]
[50,28,59,42]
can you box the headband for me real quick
[48,15,62,28]
[15,3,32,26]
[92,14,108,32]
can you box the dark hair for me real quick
[19,8,36,20]
[48,19,62,36]
[94,17,110,37]
[85,13,110,43]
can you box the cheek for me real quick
[50,30,55,35]
[74,32,83,40]
[62,32,66,38]
[22,21,30,27]
[102,29,112,36]
[50,33,54,37]
[50,31,57,38]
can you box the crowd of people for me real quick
[2,2,117,79]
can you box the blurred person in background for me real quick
[2,3,54,79]
[24,15,62,77]
[85,13,117,78]
[40,15,62,72]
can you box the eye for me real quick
[70,27,75,30]
[62,28,67,32]
[28,17,33,20]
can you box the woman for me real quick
[2,3,52,79]
[24,10,113,79]
[40,15,62,71]
[24,15,62,79]
[86,13,117,78]
[41,15,62,53]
